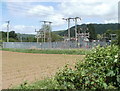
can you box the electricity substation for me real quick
[3,17,110,49]
[34,17,90,49]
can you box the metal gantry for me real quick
[35,21,52,49]
[35,28,44,43]
[48,22,52,45]
[62,17,82,41]
[74,17,81,40]
[34,17,90,48]
[40,21,52,43]
[62,18,74,41]
[64,17,90,48]
[74,17,81,47]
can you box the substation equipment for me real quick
[35,21,52,48]
[35,17,90,48]
[63,17,90,48]
[35,21,52,43]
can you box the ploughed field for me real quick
[2,51,85,89]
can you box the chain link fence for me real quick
[2,41,110,49]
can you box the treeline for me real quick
[0,31,63,42]
[0,31,19,42]
[0,31,36,42]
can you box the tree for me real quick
[26,37,36,42]
[97,34,103,40]
[87,24,97,41]
[51,33,63,42]
[9,31,18,39]
[0,31,7,42]
[0,31,19,42]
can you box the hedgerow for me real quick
[55,45,120,89]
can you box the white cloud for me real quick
[1,23,37,34]
[5,0,119,23]
[13,25,27,33]
[5,2,65,27]
[60,0,118,19]
[27,5,54,17]
[26,5,65,26]
[25,0,119,25]
[104,19,118,24]
[13,25,37,34]
[1,23,9,31]
[3,0,119,33]
[1,23,7,30]
[3,0,64,2]
[47,14,65,26]
[6,2,33,16]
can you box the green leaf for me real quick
[106,70,115,76]
[103,83,107,89]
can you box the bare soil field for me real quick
[1,51,85,89]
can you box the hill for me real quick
[17,33,35,39]
[52,30,65,35]
[57,23,119,37]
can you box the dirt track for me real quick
[1,51,84,89]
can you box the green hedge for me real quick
[55,45,120,89]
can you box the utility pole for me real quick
[41,21,47,43]
[62,18,74,41]
[68,19,70,41]
[20,36,22,42]
[74,17,81,47]
[6,21,10,42]
[35,29,39,43]
[48,22,52,48]
[48,22,52,42]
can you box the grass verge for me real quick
[1,48,91,55]
[13,78,58,89]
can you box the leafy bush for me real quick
[55,45,120,89]
[15,79,55,89]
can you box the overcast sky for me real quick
[1,0,119,34]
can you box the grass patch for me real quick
[13,78,59,89]
[1,48,91,55]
